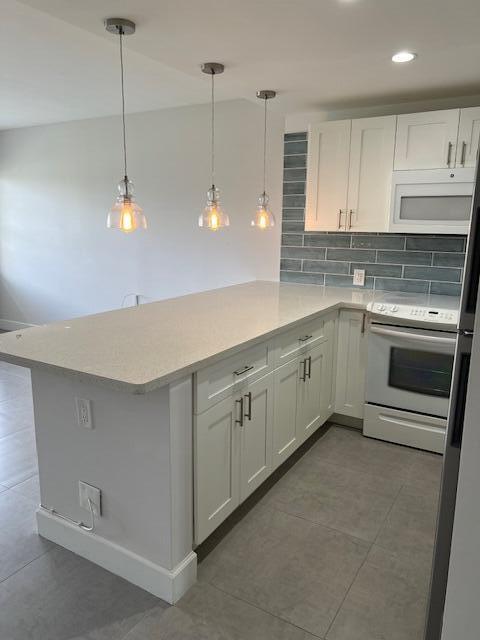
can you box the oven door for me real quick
[366,323,456,418]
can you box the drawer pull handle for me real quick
[244,391,252,420]
[234,365,254,376]
[299,335,313,342]
[300,358,307,382]
[235,397,244,427]
[306,355,312,379]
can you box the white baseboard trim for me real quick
[0,318,36,332]
[36,509,197,604]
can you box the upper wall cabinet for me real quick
[456,107,480,168]
[305,115,396,232]
[394,109,460,170]
[347,116,396,232]
[305,120,351,231]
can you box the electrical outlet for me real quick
[75,397,93,429]
[78,481,102,516]
[353,269,366,286]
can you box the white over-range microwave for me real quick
[389,168,475,234]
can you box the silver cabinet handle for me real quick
[447,141,453,167]
[300,358,307,382]
[461,141,467,166]
[299,334,313,342]
[306,355,312,379]
[361,312,367,334]
[235,397,244,426]
[244,391,252,421]
[348,209,353,230]
[234,364,254,376]
[338,209,343,230]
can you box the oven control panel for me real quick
[367,302,458,326]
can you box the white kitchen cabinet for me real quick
[394,109,460,170]
[296,343,328,444]
[456,106,480,168]
[346,116,396,232]
[335,310,367,419]
[194,394,240,543]
[195,372,274,543]
[305,116,395,232]
[273,358,300,468]
[305,120,351,231]
[239,374,274,501]
[320,335,335,421]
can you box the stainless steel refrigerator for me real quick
[424,156,480,639]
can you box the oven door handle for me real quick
[370,324,457,345]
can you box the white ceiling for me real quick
[3,0,480,129]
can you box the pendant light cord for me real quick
[211,71,215,188]
[119,28,128,182]
[262,96,267,195]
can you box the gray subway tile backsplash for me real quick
[403,266,462,283]
[326,248,377,263]
[430,282,463,297]
[376,250,432,265]
[405,236,466,252]
[284,140,308,155]
[282,233,303,247]
[303,260,350,275]
[280,133,466,296]
[280,271,325,285]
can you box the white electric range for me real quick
[364,299,459,453]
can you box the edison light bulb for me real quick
[199,187,229,230]
[251,192,275,229]
[107,178,147,233]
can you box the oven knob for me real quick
[390,305,398,312]
[377,304,386,311]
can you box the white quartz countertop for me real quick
[0,281,460,393]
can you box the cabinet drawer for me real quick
[195,341,273,413]
[274,312,335,366]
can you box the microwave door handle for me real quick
[369,325,457,346]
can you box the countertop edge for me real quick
[1,299,369,394]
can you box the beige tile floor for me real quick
[0,361,441,639]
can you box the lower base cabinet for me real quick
[335,310,367,418]
[194,374,273,544]
[194,312,339,545]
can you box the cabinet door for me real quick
[456,107,480,168]
[335,310,367,418]
[394,109,460,170]
[194,396,240,544]
[273,358,300,469]
[305,120,351,231]
[320,336,335,423]
[346,116,396,232]
[296,343,325,444]
[239,375,274,501]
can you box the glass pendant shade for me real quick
[251,192,275,229]
[198,186,229,231]
[107,178,146,233]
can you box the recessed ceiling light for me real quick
[392,51,417,63]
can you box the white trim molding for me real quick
[36,508,197,604]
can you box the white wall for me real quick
[0,99,284,326]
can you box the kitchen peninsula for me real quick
[0,281,387,602]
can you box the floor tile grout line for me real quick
[323,541,373,639]
[264,501,378,547]
[4,471,39,492]
[0,545,54,585]
[372,481,405,546]
[0,425,35,443]
[205,581,326,639]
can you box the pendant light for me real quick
[252,90,276,229]
[199,62,229,231]
[105,18,146,233]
